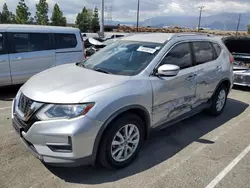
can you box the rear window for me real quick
[212,43,222,57]
[30,33,50,51]
[13,33,30,53]
[54,33,77,49]
[0,33,4,54]
[192,41,214,65]
[12,33,50,53]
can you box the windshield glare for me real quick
[82,41,162,76]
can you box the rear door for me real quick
[191,41,221,107]
[54,32,84,66]
[0,32,11,86]
[8,31,55,85]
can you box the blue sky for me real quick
[1,0,250,23]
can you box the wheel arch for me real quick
[213,78,231,95]
[92,105,151,164]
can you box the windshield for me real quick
[81,41,162,76]
[102,39,119,46]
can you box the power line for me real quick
[197,6,205,32]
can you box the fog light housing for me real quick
[46,136,72,153]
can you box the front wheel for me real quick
[98,114,144,169]
[207,84,228,116]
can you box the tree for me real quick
[51,4,67,26]
[248,25,250,34]
[28,16,36,24]
[75,7,90,32]
[92,7,100,32]
[1,3,15,23]
[88,9,93,31]
[36,0,49,25]
[15,0,31,24]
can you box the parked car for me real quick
[222,36,250,87]
[0,24,84,87]
[12,33,233,169]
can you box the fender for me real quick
[91,104,151,164]
[211,78,231,99]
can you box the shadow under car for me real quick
[47,98,249,185]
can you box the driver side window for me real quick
[160,43,193,69]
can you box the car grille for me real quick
[18,94,34,115]
[234,74,250,84]
[14,93,42,131]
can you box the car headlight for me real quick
[36,103,95,120]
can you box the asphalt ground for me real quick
[0,85,250,188]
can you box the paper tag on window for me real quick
[137,46,157,54]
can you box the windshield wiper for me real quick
[94,68,111,74]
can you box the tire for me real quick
[98,114,145,169]
[207,84,228,116]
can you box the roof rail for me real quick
[169,32,213,40]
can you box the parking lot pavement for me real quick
[0,86,250,188]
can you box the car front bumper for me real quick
[12,101,103,167]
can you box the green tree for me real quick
[88,9,93,31]
[75,7,90,32]
[51,3,66,26]
[28,16,36,24]
[36,0,49,25]
[1,3,15,23]
[15,0,31,24]
[92,7,100,32]
[248,25,250,34]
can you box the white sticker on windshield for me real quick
[137,46,157,54]
[155,46,161,50]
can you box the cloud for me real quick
[0,0,250,23]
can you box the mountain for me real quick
[141,13,250,31]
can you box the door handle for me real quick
[216,66,222,71]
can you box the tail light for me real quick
[229,54,234,64]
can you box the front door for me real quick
[9,32,55,84]
[0,32,11,86]
[150,42,196,128]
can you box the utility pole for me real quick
[236,13,241,35]
[197,6,205,32]
[136,0,140,32]
[100,0,105,38]
[224,21,227,31]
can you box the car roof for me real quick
[120,33,217,44]
[0,24,78,32]
[121,33,175,43]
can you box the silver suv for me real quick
[12,33,234,169]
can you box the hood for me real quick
[21,64,130,103]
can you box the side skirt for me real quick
[152,102,211,132]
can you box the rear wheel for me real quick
[98,114,144,169]
[207,84,228,116]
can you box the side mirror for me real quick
[156,64,180,77]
